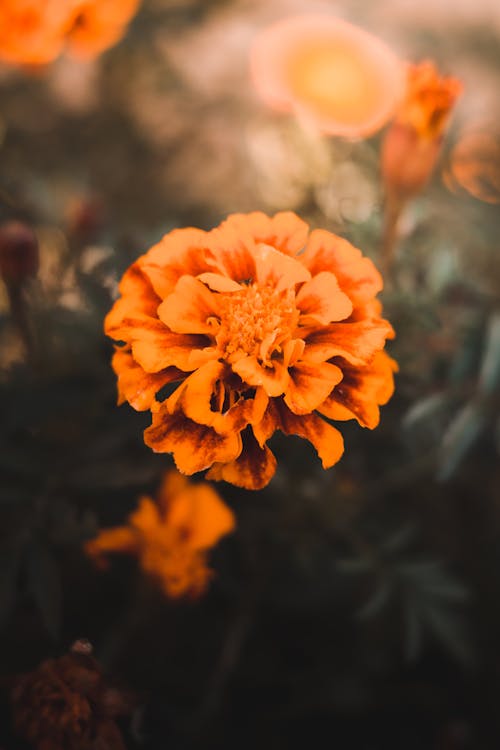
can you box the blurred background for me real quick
[1,0,500,748]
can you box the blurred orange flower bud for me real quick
[0,221,39,287]
[251,14,404,139]
[381,61,462,200]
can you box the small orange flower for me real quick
[86,471,235,598]
[250,14,404,138]
[382,61,462,199]
[0,0,141,68]
[105,212,396,490]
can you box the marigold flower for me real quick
[105,212,396,490]
[250,14,404,139]
[0,0,141,68]
[0,0,73,66]
[381,61,462,200]
[85,470,235,598]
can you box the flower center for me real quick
[216,283,299,365]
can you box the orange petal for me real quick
[112,349,183,411]
[284,361,343,415]
[197,273,242,292]
[254,242,311,292]
[105,264,160,340]
[252,400,281,448]
[296,271,352,325]
[140,227,213,299]
[304,319,394,365]
[66,0,141,60]
[232,356,290,397]
[219,211,309,256]
[144,409,242,474]
[278,405,344,469]
[85,526,138,560]
[158,276,220,335]
[168,362,269,435]
[207,430,277,490]
[131,327,210,373]
[302,230,382,304]
[167,484,235,549]
[318,351,397,428]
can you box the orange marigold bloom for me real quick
[381,61,462,199]
[250,14,404,138]
[85,470,235,598]
[0,0,74,66]
[105,212,396,490]
[0,0,141,67]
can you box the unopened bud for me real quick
[0,221,39,287]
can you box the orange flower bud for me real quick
[381,61,462,200]
[0,221,39,287]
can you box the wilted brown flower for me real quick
[10,641,130,750]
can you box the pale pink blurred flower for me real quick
[250,14,404,138]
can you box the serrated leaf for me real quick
[25,540,62,639]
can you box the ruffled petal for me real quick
[252,400,281,448]
[232,355,290,397]
[254,242,311,292]
[284,361,343,414]
[140,227,212,299]
[304,319,394,365]
[112,349,183,411]
[197,273,242,293]
[168,362,269,435]
[277,404,344,468]
[302,230,383,304]
[318,351,397,428]
[158,276,220,335]
[131,327,211,373]
[207,430,277,489]
[105,263,160,341]
[220,211,309,255]
[296,271,353,324]
[144,408,242,474]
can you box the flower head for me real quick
[106,212,396,490]
[0,0,74,66]
[86,470,235,598]
[0,0,141,68]
[250,14,404,138]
